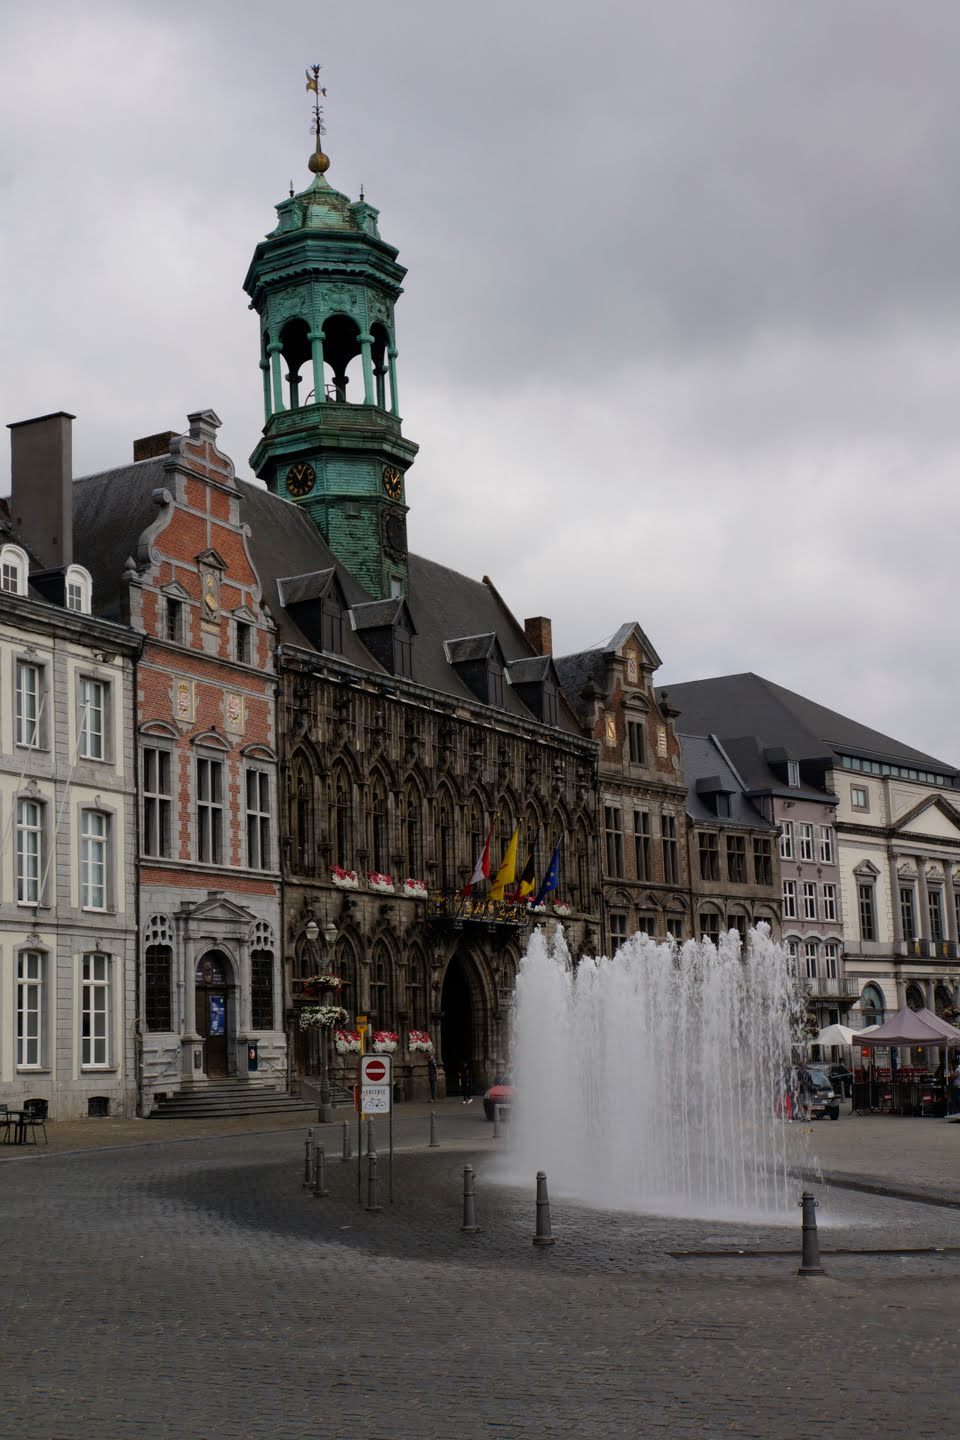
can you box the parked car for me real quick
[483,1074,514,1121]
[828,1064,854,1099]
[803,1065,841,1120]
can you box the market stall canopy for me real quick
[852,1006,960,1046]
[814,1024,857,1047]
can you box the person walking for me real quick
[950,1056,960,1114]
[427,1053,438,1103]
[458,1059,473,1105]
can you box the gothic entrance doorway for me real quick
[440,949,494,1095]
[196,951,233,1077]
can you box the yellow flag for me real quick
[306,71,319,93]
[488,827,519,901]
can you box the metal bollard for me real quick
[532,1171,556,1246]
[366,1117,376,1157]
[797,1191,825,1277]
[312,1144,329,1199]
[429,1111,439,1148]
[302,1127,314,1189]
[493,1104,504,1139]
[341,1119,352,1163]
[366,1150,383,1214]
[460,1164,480,1234]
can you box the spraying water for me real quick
[510,924,806,1220]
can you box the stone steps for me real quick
[149,1080,317,1120]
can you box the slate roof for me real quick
[659,673,957,778]
[72,459,169,621]
[554,651,605,722]
[680,733,777,832]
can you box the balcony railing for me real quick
[900,939,959,960]
[801,976,859,999]
[426,891,531,932]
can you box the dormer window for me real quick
[394,624,413,678]
[787,760,800,787]
[277,568,349,658]
[0,544,28,596]
[322,592,342,654]
[445,634,507,708]
[350,598,417,679]
[489,659,504,709]
[65,564,92,615]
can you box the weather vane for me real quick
[305,63,330,175]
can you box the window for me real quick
[698,832,719,881]
[165,596,184,643]
[370,943,392,1024]
[729,913,748,940]
[824,942,840,979]
[798,823,815,862]
[699,912,721,946]
[144,943,172,1031]
[782,879,798,919]
[246,769,271,870]
[370,778,389,874]
[627,721,645,765]
[726,834,746,884]
[604,807,624,876]
[81,953,110,1067]
[80,810,109,909]
[488,662,504,709]
[666,916,684,940]
[633,811,651,881]
[405,949,428,1028]
[17,951,44,1067]
[65,565,92,614]
[67,581,83,610]
[78,677,106,760]
[15,661,42,748]
[142,747,172,858]
[818,826,834,864]
[235,620,251,664]
[403,787,423,877]
[322,594,343,654]
[636,914,656,936]
[851,785,869,811]
[196,757,224,864]
[16,798,43,904]
[900,885,917,940]
[802,881,818,921]
[821,883,838,922]
[334,772,354,873]
[858,882,876,942]
[290,756,315,873]
[714,793,731,819]
[435,789,454,889]
[778,820,794,861]
[861,983,884,1027]
[609,912,628,950]
[661,814,680,885]
[251,950,274,1030]
[785,939,799,972]
[394,627,414,681]
[928,888,945,943]
[803,940,819,980]
[0,543,27,595]
[787,760,800,787]
[753,837,773,886]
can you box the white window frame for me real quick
[80,809,109,911]
[16,797,43,905]
[803,939,819,979]
[81,952,111,1068]
[799,823,815,862]
[787,760,800,787]
[15,660,43,749]
[824,942,840,979]
[782,879,798,919]
[802,880,818,920]
[196,755,224,865]
[778,819,794,860]
[65,564,92,614]
[821,882,838,922]
[0,543,28,596]
[818,826,834,864]
[17,949,44,1068]
[78,676,107,761]
[245,767,271,870]
[851,784,869,812]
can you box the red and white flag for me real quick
[461,820,495,897]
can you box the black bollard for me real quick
[366,1150,383,1214]
[429,1111,439,1148]
[461,1164,480,1234]
[312,1144,328,1199]
[366,1117,376,1157]
[302,1127,314,1189]
[797,1191,825,1276]
[532,1170,556,1246]
[341,1119,352,1163]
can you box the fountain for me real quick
[510,924,806,1220]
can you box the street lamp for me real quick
[304,916,337,1122]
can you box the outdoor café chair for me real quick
[0,1103,10,1144]
[21,1098,48,1144]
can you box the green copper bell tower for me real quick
[245,68,418,599]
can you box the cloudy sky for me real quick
[3,2,960,761]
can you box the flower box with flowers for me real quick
[552,902,572,917]
[299,1004,348,1031]
[527,902,546,914]
[408,1030,434,1054]
[372,1030,399,1053]
[368,872,395,894]
[330,866,359,890]
[334,1028,361,1054]
[297,973,345,1000]
[402,878,428,900]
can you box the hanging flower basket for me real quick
[552,902,572,917]
[372,1030,399,1053]
[408,1030,434,1054]
[402,878,428,900]
[299,1004,348,1031]
[527,902,546,914]
[335,1028,361,1054]
[368,872,396,894]
[331,866,359,890]
[298,973,345,999]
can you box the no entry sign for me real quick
[362,1056,389,1084]
[360,1052,393,1112]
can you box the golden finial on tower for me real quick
[305,63,330,174]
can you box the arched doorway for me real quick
[196,951,234,1077]
[441,952,473,1095]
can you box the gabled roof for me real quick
[506,655,555,686]
[680,733,777,832]
[605,621,663,670]
[444,633,502,665]
[351,597,416,634]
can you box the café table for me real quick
[2,1108,29,1145]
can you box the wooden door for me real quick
[198,988,228,1076]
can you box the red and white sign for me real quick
[361,1055,389,1084]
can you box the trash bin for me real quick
[247,1041,259,1072]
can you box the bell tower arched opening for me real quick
[323,313,361,403]
[280,317,312,408]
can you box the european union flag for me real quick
[531,838,561,909]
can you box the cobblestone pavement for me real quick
[2,1108,959,1440]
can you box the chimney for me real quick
[8,411,75,567]
[133,430,177,462]
[524,616,553,656]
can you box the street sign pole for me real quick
[358,1051,393,1203]
[356,1014,368,1206]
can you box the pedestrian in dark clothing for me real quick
[427,1053,438,1102]
[458,1060,473,1104]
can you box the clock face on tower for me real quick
[384,510,407,558]
[382,465,403,501]
[285,461,316,498]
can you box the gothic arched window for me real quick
[330,765,353,870]
[290,755,315,873]
[370,942,393,1027]
[143,914,174,1032]
[402,784,423,879]
[370,774,389,875]
[435,787,456,890]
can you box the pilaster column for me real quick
[261,359,272,422]
[238,942,252,1034]
[309,330,325,403]
[268,343,285,413]
[359,332,375,405]
[917,857,930,941]
[889,854,903,944]
[183,948,197,1035]
[944,862,958,944]
[388,345,399,416]
[288,372,300,409]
